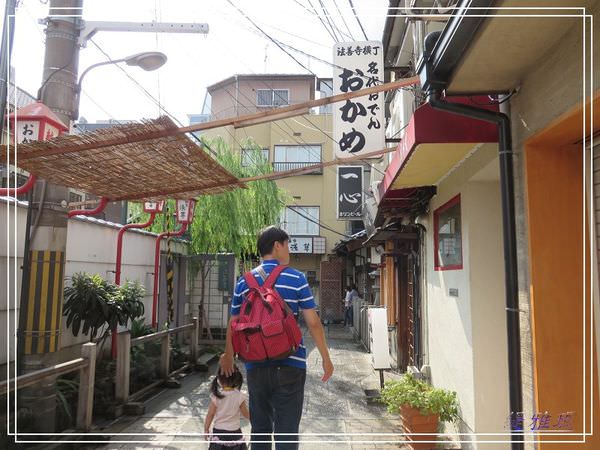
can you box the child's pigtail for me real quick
[211,374,224,399]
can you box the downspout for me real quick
[151,222,188,329]
[419,32,523,450]
[115,212,157,285]
[0,173,36,196]
[112,212,156,358]
[67,196,109,218]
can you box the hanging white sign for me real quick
[333,41,385,158]
[289,237,313,254]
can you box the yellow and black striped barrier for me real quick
[24,250,64,354]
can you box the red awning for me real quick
[379,96,499,202]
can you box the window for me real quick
[69,191,84,204]
[434,194,462,271]
[256,89,289,107]
[241,148,269,167]
[280,206,319,236]
[1,170,29,200]
[273,145,322,172]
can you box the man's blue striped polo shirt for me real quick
[230,259,316,370]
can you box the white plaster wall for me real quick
[465,180,510,442]
[425,144,509,449]
[0,199,27,368]
[61,218,188,351]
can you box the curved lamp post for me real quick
[72,51,167,120]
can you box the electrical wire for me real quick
[88,38,218,158]
[225,0,315,76]
[347,0,369,40]
[316,0,341,42]
[283,201,351,238]
[306,0,339,42]
[331,0,356,41]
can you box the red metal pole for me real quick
[115,212,156,285]
[67,196,109,218]
[0,174,36,196]
[112,212,156,359]
[151,222,188,329]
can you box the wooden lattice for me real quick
[319,256,344,321]
[0,116,242,201]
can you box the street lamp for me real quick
[72,51,167,119]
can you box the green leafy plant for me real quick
[380,374,460,423]
[55,376,79,428]
[63,274,146,349]
[63,273,118,341]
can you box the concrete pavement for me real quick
[90,324,408,449]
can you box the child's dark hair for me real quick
[211,365,243,399]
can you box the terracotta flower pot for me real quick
[400,404,440,450]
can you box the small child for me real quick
[204,365,250,450]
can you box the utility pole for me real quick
[13,1,209,431]
[39,0,83,124]
[16,0,82,434]
[0,0,17,139]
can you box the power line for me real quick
[225,0,315,76]
[306,0,339,42]
[347,0,369,40]
[88,38,218,158]
[331,0,356,41]
[283,201,351,238]
[316,0,341,42]
[321,0,353,41]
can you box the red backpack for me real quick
[231,265,302,362]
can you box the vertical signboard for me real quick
[368,307,391,369]
[333,41,385,158]
[337,165,363,219]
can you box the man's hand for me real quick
[321,356,334,382]
[219,352,235,377]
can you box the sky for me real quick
[5,0,388,125]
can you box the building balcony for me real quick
[272,162,323,174]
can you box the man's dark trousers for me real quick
[247,365,306,450]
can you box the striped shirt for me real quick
[230,259,316,370]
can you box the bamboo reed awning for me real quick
[0,116,242,201]
[1,77,421,201]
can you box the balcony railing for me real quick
[272,162,322,174]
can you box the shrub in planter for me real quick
[380,374,459,450]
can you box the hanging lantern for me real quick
[143,200,165,213]
[176,199,196,224]
[8,101,68,144]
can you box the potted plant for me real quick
[380,373,460,450]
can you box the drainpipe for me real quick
[67,196,109,218]
[0,174,36,196]
[427,90,523,449]
[151,222,188,329]
[111,212,156,358]
[417,27,523,449]
[115,213,157,285]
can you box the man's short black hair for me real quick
[257,226,289,257]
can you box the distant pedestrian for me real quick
[204,365,250,450]
[343,285,359,327]
[220,225,334,450]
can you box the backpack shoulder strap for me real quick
[263,265,287,289]
[243,271,260,290]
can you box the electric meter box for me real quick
[368,306,391,369]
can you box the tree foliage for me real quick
[127,136,286,258]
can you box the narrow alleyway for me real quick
[91,325,408,449]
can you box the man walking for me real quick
[343,285,358,327]
[220,226,334,450]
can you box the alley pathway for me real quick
[91,325,408,449]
